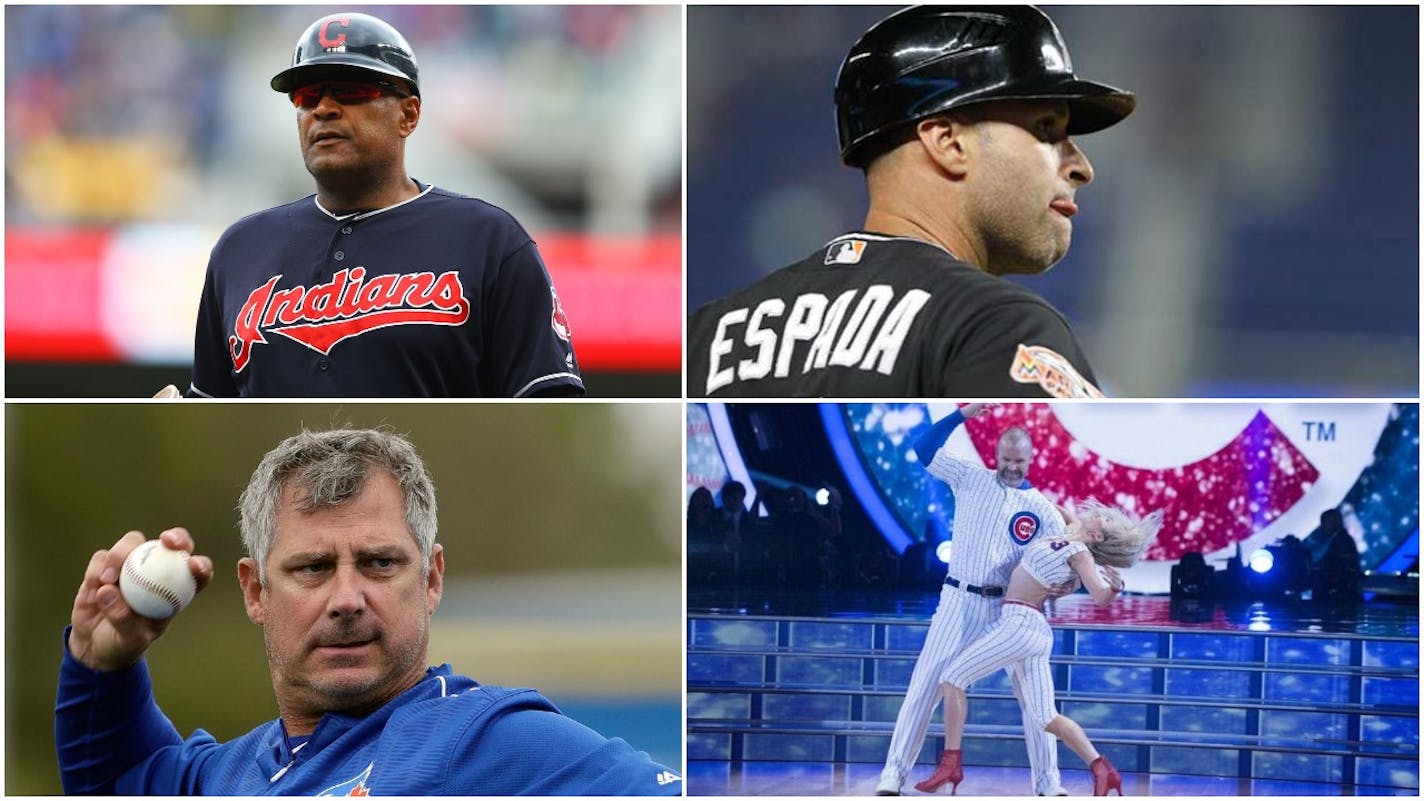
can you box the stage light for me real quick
[815,487,830,506]
[936,541,953,565]
[1249,549,1275,574]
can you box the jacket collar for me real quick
[258,664,473,780]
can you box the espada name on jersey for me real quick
[706,284,930,393]
[228,268,471,371]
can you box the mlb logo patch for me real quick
[824,239,867,265]
[1008,511,1040,545]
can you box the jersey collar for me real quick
[259,664,474,778]
[828,231,963,262]
[314,180,434,222]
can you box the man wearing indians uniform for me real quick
[186,12,583,398]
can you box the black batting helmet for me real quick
[835,5,1135,168]
[271,12,420,97]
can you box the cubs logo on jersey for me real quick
[1009,511,1040,545]
[228,269,471,371]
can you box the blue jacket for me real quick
[56,636,680,795]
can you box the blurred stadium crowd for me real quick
[6,5,681,233]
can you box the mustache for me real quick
[310,620,380,648]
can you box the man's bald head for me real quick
[995,426,1033,487]
[999,427,1032,450]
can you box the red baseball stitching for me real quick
[124,548,188,614]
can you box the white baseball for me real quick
[119,539,197,619]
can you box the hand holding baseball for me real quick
[67,528,214,672]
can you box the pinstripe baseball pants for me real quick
[941,603,1057,729]
[880,585,1061,792]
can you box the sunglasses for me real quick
[290,80,411,109]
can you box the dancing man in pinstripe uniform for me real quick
[877,403,1066,796]
[916,501,1162,796]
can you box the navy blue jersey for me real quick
[56,644,681,795]
[189,183,584,397]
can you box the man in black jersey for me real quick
[687,6,1134,398]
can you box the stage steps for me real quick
[686,613,1419,790]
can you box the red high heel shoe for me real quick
[1090,756,1122,796]
[914,749,963,795]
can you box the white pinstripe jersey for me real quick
[1020,537,1087,588]
[927,446,1065,587]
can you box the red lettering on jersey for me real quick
[304,275,342,319]
[229,275,281,372]
[337,267,366,316]
[268,286,306,326]
[228,270,471,372]
[433,272,464,306]
[358,273,400,312]
[318,18,350,49]
[397,272,436,306]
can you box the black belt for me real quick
[944,574,1005,598]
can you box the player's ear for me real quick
[425,543,444,615]
[916,115,971,179]
[237,557,266,625]
[397,96,420,138]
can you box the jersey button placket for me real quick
[317,229,346,377]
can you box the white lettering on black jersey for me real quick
[705,285,930,393]
[688,232,1102,397]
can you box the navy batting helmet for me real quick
[271,12,420,97]
[835,5,1134,168]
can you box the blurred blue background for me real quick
[687,6,1419,398]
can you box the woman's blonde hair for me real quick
[1075,499,1163,568]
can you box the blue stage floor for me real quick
[688,586,1419,639]
[687,587,1418,795]
[687,759,1420,796]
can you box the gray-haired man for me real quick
[58,428,679,795]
